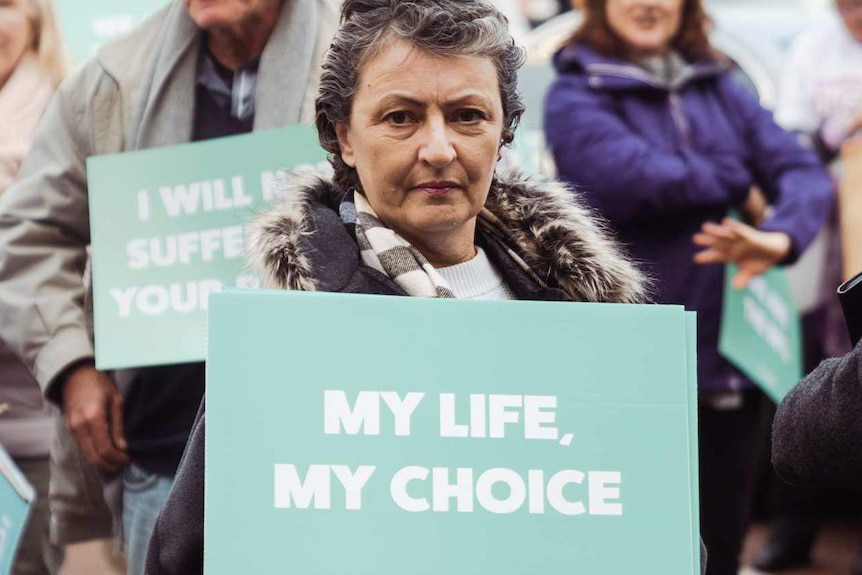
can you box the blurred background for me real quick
[36,1,862,574]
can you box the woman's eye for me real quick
[456,109,485,123]
[385,111,412,125]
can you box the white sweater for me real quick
[437,247,516,301]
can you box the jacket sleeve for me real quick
[717,75,832,263]
[0,66,99,399]
[146,400,205,575]
[543,74,752,225]
[772,340,862,489]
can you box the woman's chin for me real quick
[626,37,671,58]
[398,212,475,239]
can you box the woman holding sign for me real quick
[543,1,833,573]
[0,0,67,573]
[143,0,702,574]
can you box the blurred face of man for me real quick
[605,0,685,59]
[0,0,32,89]
[837,0,862,42]
[182,0,281,32]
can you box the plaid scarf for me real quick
[339,190,546,298]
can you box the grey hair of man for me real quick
[315,0,527,192]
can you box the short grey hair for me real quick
[315,0,527,192]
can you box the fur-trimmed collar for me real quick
[248,171,648,303]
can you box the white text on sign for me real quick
[270,390,624,517]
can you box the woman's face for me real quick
[0,0,33,87]
[336,39,504,250]
[605,0,684,58]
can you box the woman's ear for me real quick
[334,122,356,168]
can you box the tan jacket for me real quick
[0,54,56,458]
[0,0,338,544]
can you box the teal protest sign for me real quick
[0,444,34,575]
[87,126,328,370]
[55,1,168,62]
[685,313,701,567]
[719,265,803,403]
[206,291,701,574]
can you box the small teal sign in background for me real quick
[0,444,34,575]
[55,1,168,62]
[206,291,701,574]
[87,127,328,370]
[719,264,803,403]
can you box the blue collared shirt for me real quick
[196,49,259,121]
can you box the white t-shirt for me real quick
[776,18,857,313]
[776,18,862,151]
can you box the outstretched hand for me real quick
[692,218,791,290]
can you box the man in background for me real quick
[0,1,338,573]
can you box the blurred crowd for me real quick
[1,0,862,575]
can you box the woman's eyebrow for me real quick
[373,92,495,109]
[441,92,495,108]
[374,94,424,108]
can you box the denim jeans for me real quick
[122,465,174,575]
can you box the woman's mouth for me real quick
[632,12,661,27]
[414,182,460,197]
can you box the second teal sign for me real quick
[87,127,328,369]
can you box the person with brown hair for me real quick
[544,1,833,573]
[0,1,68,573]
[0,0,67,190]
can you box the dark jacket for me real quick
[772,339,862,489]
[146,171,667,575]
[544,43,833,391]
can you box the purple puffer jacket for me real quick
[545,43,833,392]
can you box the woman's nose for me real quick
[418,117,456,168]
